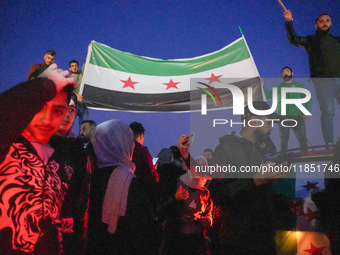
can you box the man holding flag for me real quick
[283,10,340,149]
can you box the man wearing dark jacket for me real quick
[49,93,90,255]
[208,101,293,255]
[27,50,57,80]
[129,122,159,185]
[284,11,340,148]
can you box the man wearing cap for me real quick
[264,66,313,153]
[209,101,293,255]
[27,50,57,80]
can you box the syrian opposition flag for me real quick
[274,160,332,255]
[80,36,262,112]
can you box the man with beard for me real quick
[79,120,97,145]
[208,101,292,255]
[284,11,340,148]
[263,67,312,153]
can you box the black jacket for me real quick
[209,133,294,254]
[285,21,340,78]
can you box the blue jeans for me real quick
[313,78,340,143]
[75,102,89,127]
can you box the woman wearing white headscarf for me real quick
[87,120,159,255]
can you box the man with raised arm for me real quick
[0,64,77,254]
[284,11,340,148]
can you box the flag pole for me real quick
[79,41,93,95]
[238,26,244,36]
[277,0,287,11]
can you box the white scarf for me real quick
[180,170,207,190]
[91,119,135,233]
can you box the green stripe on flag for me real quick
[89,40,250,76]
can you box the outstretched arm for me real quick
[0,78,56,150]
[284,10,308,48]
[0,64,76,150]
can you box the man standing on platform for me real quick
[69,60,89,127]
[284,11,340,148]
[263,66,312,153]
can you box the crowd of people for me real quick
[0,10,339,255]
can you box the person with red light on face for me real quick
[27,50,57,80]
[284,11,340,149]
[159,153,213,255]
[0,64,77,255]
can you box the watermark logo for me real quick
[197,82,223,107]
[199,84,312,117]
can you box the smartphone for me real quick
[189,133,195,144]
[152,157,159,166]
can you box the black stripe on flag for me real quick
[82,77,263,112]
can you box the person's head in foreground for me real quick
[22,65,76,144]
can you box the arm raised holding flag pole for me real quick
[278,0,293,22]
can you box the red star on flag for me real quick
[304,207,317,223]
[302,181,319,191]
[205,73,222,84]
[303,242,325,255]
[121,77,138,90]
[163,79,180,90]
